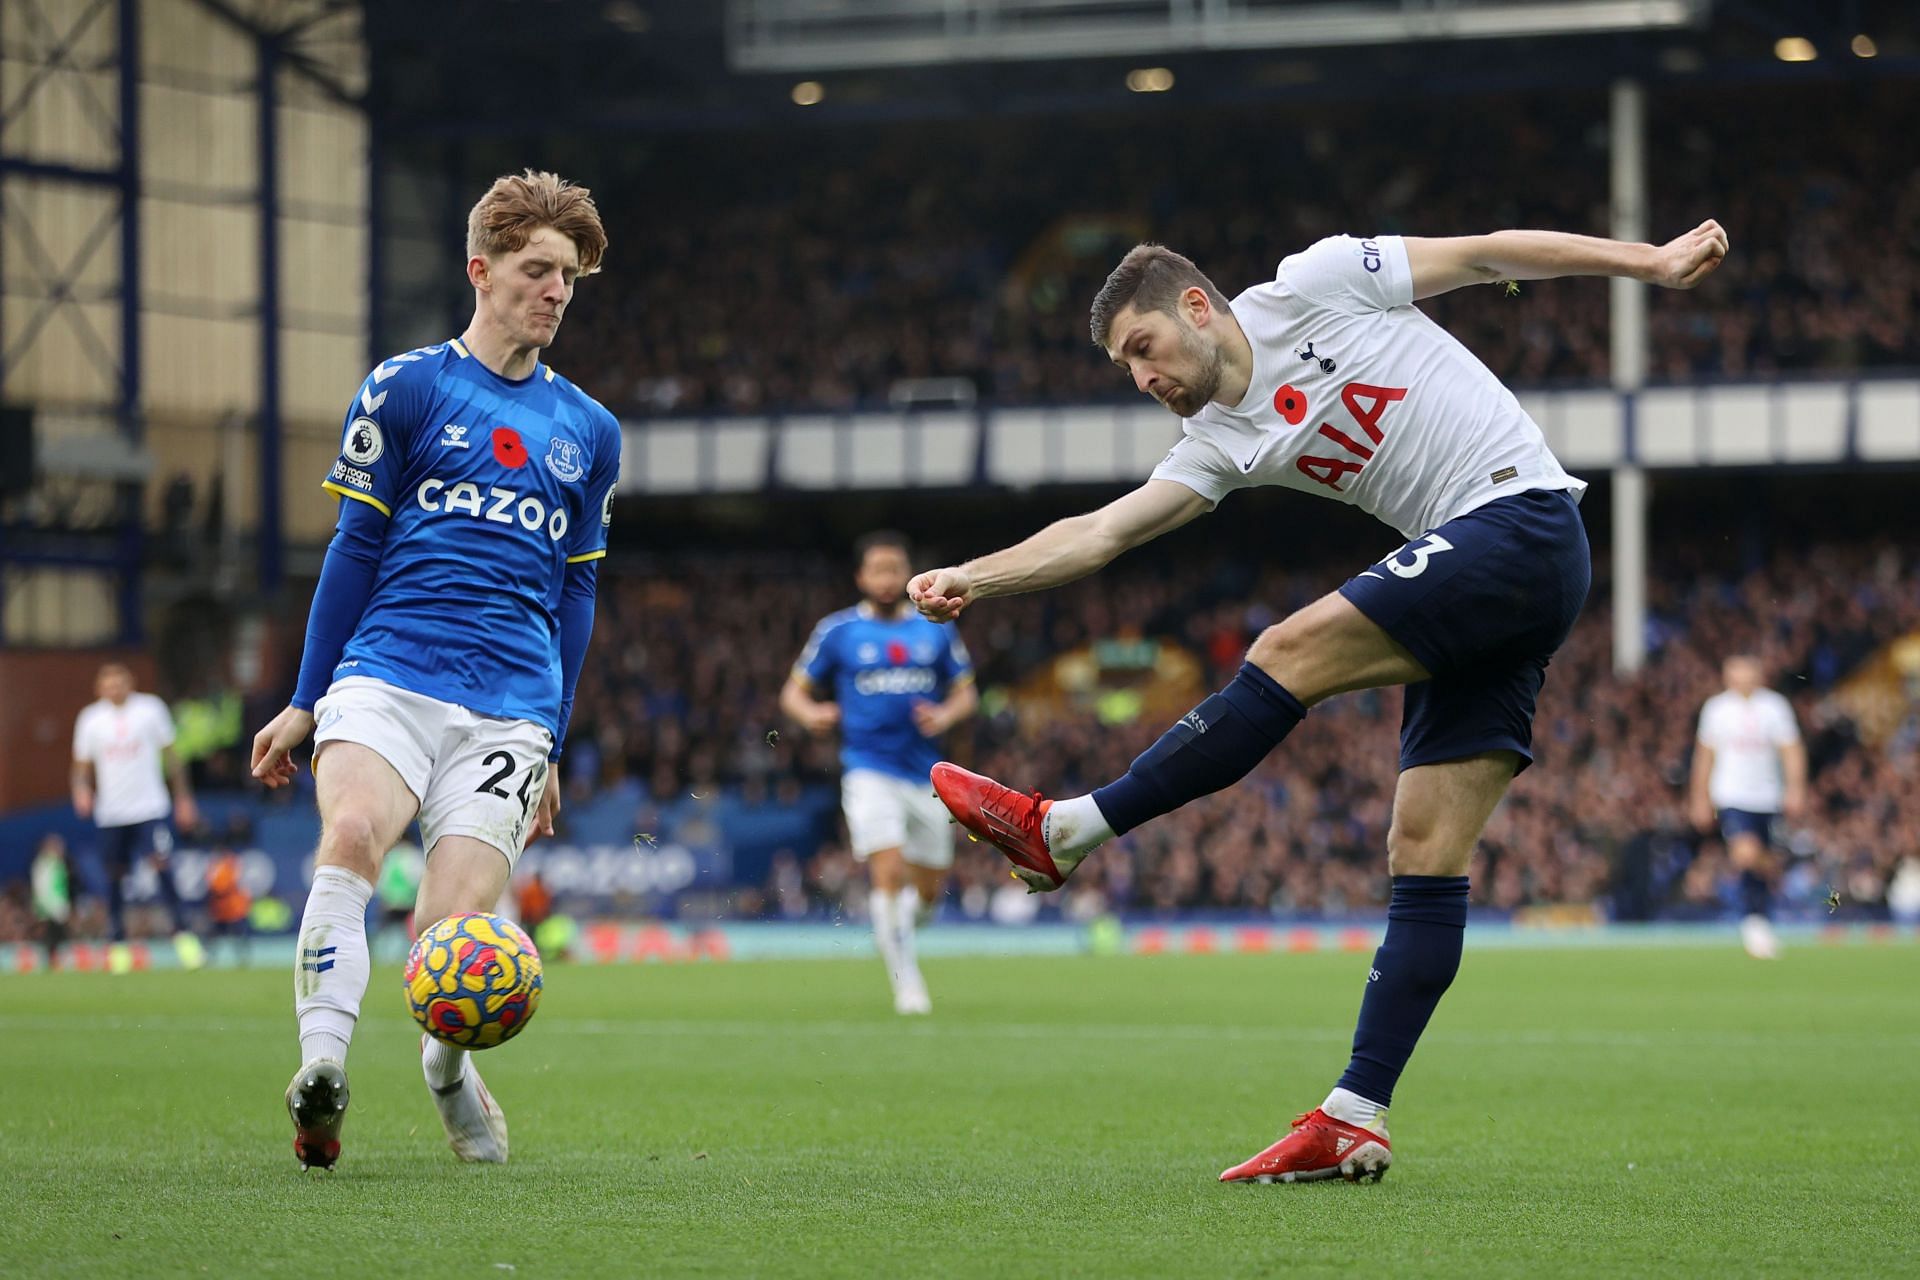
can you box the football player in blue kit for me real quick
[781,532,977,1013]
[250,171,619,1170]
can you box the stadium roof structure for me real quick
[725,0,1712,72]
[369,0,1916,138]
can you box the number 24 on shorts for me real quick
[476,750,543,826]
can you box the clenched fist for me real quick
[1646,218,1729,290]
[909,567,973,622]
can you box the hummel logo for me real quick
[1295,341,1336,374]
[1367,967,1382,982]
[440,423,471,449]
[300,945,338,974]
[1180,710,1209,735]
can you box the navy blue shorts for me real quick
[1338,488,1591,774]
[98,818,173,870]
[1717,808,1777,844]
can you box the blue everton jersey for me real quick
[320,339,621,732]
[794,604,974,782]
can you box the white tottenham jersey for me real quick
[1151,234,1587,539]
[72,693,175,827]
[1697,688,1800,812]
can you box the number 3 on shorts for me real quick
[476,750,545,829]
[1380,532,1455,579]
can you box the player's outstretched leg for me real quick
[423,1034,509,1163]
[1220,874,1467,1183]
[1224,757,1505,1185]
[932,662,1307,891]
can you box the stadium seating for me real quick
[562,81,1920,417]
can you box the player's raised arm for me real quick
[1402,220,1728,301]
[910,478,1209,621]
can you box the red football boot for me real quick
[1218,1109,1392,1184]
[930,763,1076,892]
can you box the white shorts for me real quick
[312,676,552,869]
[841,768,954,870]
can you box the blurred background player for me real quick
[915,220,1727,1184]
[70,661,202,974]
[512,868,554,940]
[204,838,253,968]
[31,834,72,970]
[781,531,977,1014]
[1690,655,1806,960]
[248,170,618,1170]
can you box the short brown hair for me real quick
[1089,243,1231,348]
[466,170,608,275]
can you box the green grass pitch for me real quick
[2,945,1916,1278]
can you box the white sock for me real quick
[1321,1086,1388,1132]
[294,865,374,1066]
[894,887,924,984]
[422,1036,467,1091]
[1044,795,1116,858]
[869,888,907,993]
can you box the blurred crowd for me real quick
[558,523,1920,923]
[7,525,1916,942]
[561,80,1920,417]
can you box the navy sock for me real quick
[1739,870,1772,919]
[1089,663,1306,837]
[1334,875,1470,1108]
[153,861,187,929]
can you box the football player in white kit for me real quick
[71,662,202,973]
[912,220,1728,1184]
[1689,655,1806,959]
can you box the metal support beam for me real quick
[729,0,1709,71]
[0,157,124,186]
[0,0,143,645]
[258,33,284,595]
[181,0,365,108]
[1609,79,1648,675]
[115,0,143,643]
[365,29,385,366]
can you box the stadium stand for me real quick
[562,81,1920,417]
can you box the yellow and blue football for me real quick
[404,912,543,1050]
